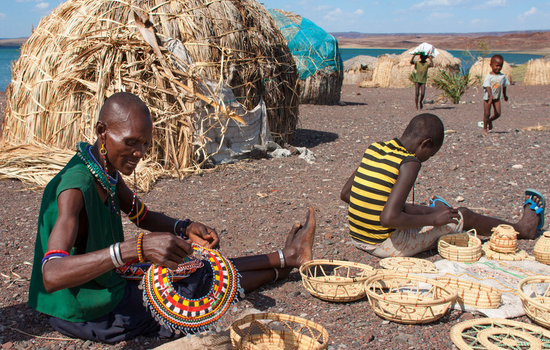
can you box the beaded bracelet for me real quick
[137,232,146,263]
[179,219,192,239]
[129,202,148,225]
[41,250,70,274]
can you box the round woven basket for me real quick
[490,224,518,254]
[534,231,550,265]
[299,260,376,302]
[518,276,550,329]
[230,312,329,350]
[438,229,482,263]
[364,272,457,324]
[435,277,501,309]
[379,257,438,273]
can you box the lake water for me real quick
[0,47,544,91]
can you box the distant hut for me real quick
[469,57,513,85]
[524,55,550,85]
[343,55,378,85]
[269,9,343,105]
[361,48,461,88]
[1,0,299,190]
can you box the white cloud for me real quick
[429,12,453,19]
[315,5,333,12]
[411,0,465,9]
[323,7,364,22]
[473,0,507,10]
[15,0,34,3]
[0,12,6,19]
[519,7,538,20]
[34,2,50,10]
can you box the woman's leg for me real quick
[414,83,420,110]
[419,83,426,109]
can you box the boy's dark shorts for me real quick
[49,264,213,344]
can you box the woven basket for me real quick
[230,312,329,350]
[490,224,518,253]
[299,260,376,302]
[518,276,550,329]
[534,231,550,265]
[435,277,501,309]
[379,257,438,273]
[364,272,457,324]
[438,229,482,263]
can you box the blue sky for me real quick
[1,0,549,38]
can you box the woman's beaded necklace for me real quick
[76,142,120,214]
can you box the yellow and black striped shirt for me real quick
[348,138,419,244]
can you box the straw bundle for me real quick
[343,55,377,85]
[518,276,550,329]
[469,57,513,85]
[361,48,461,88]
[269,9,343,105]
[524,55,550,85]
[364,272,457,324]
[435,277,501,309]
[534,231,550,265]
[2,0,299,189]
[438,230,482,263]
[230,312,329,350]
[299,259,376,302]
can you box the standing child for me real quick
[482,54,509,135]
[340,113,544,258]
[410,54,433,110]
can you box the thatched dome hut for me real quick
[1,0,299,189]
[268,9,343,105]
[361,48,461,88]
[469,57,513,85]
[343,55,377,85]
[524,55,550,85]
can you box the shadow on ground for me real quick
[292,129,338,148]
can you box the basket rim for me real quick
[517,276,550,312]
[364,272,458,306]
[379,257,438,273]
[299,259,376,282]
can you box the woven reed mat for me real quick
[152,308,262,350]
[417,257,550,319]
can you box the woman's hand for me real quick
[186,222,220,249]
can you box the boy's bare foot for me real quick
[488,120,494,131]
[482,128,488,136]
[282,206,316,268]
[515,194,544,239]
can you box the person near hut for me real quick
[340,113,545,258]
[482,54,510,135]
[28,92,317,343]
[410,54,433,110]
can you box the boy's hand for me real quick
[430,207,461,227]
[503,95,508,102]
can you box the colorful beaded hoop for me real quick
[116,257,204,281]
[142,244,242,333]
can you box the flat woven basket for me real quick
[230,312,329,350]
[379,257,438,273]
[438,229,482,263]
[299,259,376,302]
[518,276,550,329]
[435,277,501,309]
[364,272,457,324]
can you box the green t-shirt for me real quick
[414,61,429,84]
[28,154,126,322]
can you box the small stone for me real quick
[2,342,13,349]
[290,291,301,297]
[512,164,524,169]
[382,320,390,325]
[456,196,465,202]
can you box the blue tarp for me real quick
[269,9,343,80]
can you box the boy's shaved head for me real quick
[402,113,444,148]
[491,54,504,64]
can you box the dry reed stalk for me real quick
[2,0,299,189]
[524,56,550,85]
[469,57,513,85]
[367,48,461,88]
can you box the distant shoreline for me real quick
[339,44,550,55]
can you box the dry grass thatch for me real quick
[360,48,461,89]
[469,57,513,85]
[269,9,342,105]
[1,0,299,189]
[343,55,377,85]
[524,55,550,85]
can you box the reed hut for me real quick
[469,57,513,85]
[343,55,377,85]
[524,55,550,85]
[268,9,343,104]
[1,0,299,190]
[361,48,461,88]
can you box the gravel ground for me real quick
[1,83,550,349]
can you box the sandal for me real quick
[525,189,545,230]
[429,195,451,208]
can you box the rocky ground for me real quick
[1,83,550,349]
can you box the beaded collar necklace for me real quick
[76,142,120,213]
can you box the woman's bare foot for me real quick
[282,206,316,268]
[515,194,544,239]
[285,222,302,248]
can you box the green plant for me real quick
[432,70,471,104]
